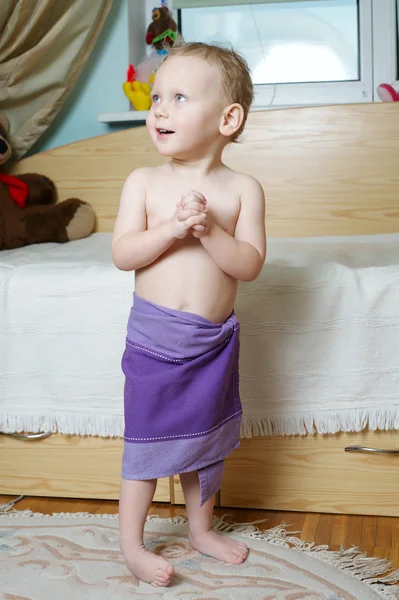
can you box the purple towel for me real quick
[121,293,242,506]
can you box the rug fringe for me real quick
[212,519,399,600]
[0,496,24,514]
[1,511,398,598]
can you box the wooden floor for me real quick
[1,494,399,570]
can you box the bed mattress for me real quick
[1,232,398,438]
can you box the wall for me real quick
[29,1,130,155]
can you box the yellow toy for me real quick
[122,65,152,111]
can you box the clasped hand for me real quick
[171,190,210,239]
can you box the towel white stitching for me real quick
[125,330,237,363]
[124,410,242,441]
[125,341,190,362]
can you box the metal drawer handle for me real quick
[345,445,399,454]
[1,431,53,441]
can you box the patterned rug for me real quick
[1,511,399,599]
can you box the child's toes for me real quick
[233,545,248,561]
[232,554,245,564]
[152,569,172,586]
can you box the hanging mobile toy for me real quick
[146,1,178,54]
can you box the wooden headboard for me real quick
[10,103,399,237]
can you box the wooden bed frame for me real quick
[1,103,399,516]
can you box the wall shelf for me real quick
[97,111,149,123]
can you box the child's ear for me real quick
[220,103,244,139]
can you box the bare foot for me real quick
[122,543,174,586]
[189,530,249,564]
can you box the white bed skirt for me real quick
[1,232,398,438]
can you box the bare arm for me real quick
[112,169,207,271]
[199,176,266,281]
[111,169,174,271]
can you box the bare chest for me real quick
[145,180,241,235]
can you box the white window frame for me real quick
[135,0,398,108]
[253,0,373,107]
[372,0,398,101]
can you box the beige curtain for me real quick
[0,0,114,159]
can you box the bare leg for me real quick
[119,478,174,586]
[180,470,248,564]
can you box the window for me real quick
[139,0,399,108]
[181,1,359,85]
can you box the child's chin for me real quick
[157,147,175,157]
[157,146,183,158]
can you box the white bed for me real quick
[0,234,131,436]
[1,232,398,439]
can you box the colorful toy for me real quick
[122,64,152,111]
[122,53,166,111]
[123,2,177,111]
[377,83,399,102]
[135,52,165,86]
[0,115,95,250]
[146,3,178,53]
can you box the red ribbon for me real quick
[0,172,28,208]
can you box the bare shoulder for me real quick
[226,170,265,209]
[120,165,164,200]
[239,172,264,196]
[224,168,263,195]
[124,165,168,190]
[123,166,152,187]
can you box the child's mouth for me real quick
[157,128,175,137]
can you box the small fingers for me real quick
[177,208,201,221]
[181,190,207,208]
[182,189,205,201]
[185,214,207,229]
[192,225,208,238]
[183,200,207,212]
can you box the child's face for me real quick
[146,55,227,158]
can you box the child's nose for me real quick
[154,102,169,118]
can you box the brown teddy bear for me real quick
[0,115,95,250]
[146,6,177,51]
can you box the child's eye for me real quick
[152,94,160,103]
[175,94,186,102]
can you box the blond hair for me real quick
[166,41,254,141]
